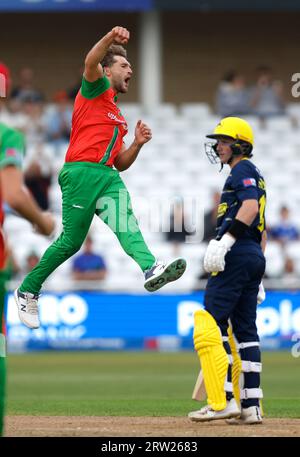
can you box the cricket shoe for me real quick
[226,406,263,425]
[14,288,40,329]
[144,258,186,292]
[188,399,240,422]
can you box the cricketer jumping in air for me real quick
[189,117,266,424]
[14,27,186,329]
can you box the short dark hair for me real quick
[101,45,127,68]
[256,65,272,74]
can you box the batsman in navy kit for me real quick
[189,117,267,424]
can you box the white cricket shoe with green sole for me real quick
[144,258,186,292]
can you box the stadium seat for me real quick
[286,102,300,119]
[149,103,177,120]
[118,103,143,120]
[285,241,300,261]
[180,103,212,120]
[264,242,284,277]
[265,116,293,132]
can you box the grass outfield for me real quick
[6,351,300,418]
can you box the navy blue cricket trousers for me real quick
[204,250,266,342]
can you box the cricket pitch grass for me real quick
[5,351,300,437]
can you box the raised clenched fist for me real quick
[134,120,152,146]
[110,26,130,45]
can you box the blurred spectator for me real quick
[203,191,221,242]
[165,197,194,251]
[24,142,54,210]
[68,65,84,99]
[216,71,250,117]
[0,97,27,131]
[24,161,52,210]
[268,205,299,244]
[45,90,72,145]
[22,94,46,145]
[72,235,107,281]
[0,62,27,131]
[250,66,285,118]
[11,67,44,102]
[24,250,40,275]
[280,256,298,287]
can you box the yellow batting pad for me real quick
[193,310,228,411]
[228,326,242,404]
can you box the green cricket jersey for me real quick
[0,122,25,270]
[0,122,25,170]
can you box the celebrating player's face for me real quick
[109,56,133,93]
[216,138,234,164]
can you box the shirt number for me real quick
[258,195,266,233]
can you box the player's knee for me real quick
[204,299,231,335]
[233,328,259,345]
[193,309,223,352]
[63,236,84,256]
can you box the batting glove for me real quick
[204,233,236,273]
[257,282,266,305]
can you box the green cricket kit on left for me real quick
[0,332,6,436]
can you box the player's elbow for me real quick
[115,164,127,172]
[84,52,93,68]
[84,59,92,71]
[83,62,93,80]
[114,159,128,172]
[84,56,98,73]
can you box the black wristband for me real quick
[228,219,249,239]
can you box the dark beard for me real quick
[114,79,128,94]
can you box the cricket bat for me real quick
[192,369,207,401]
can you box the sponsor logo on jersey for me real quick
[243,178,256,187]
[107,112,126,124]
[6,148,18,157]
